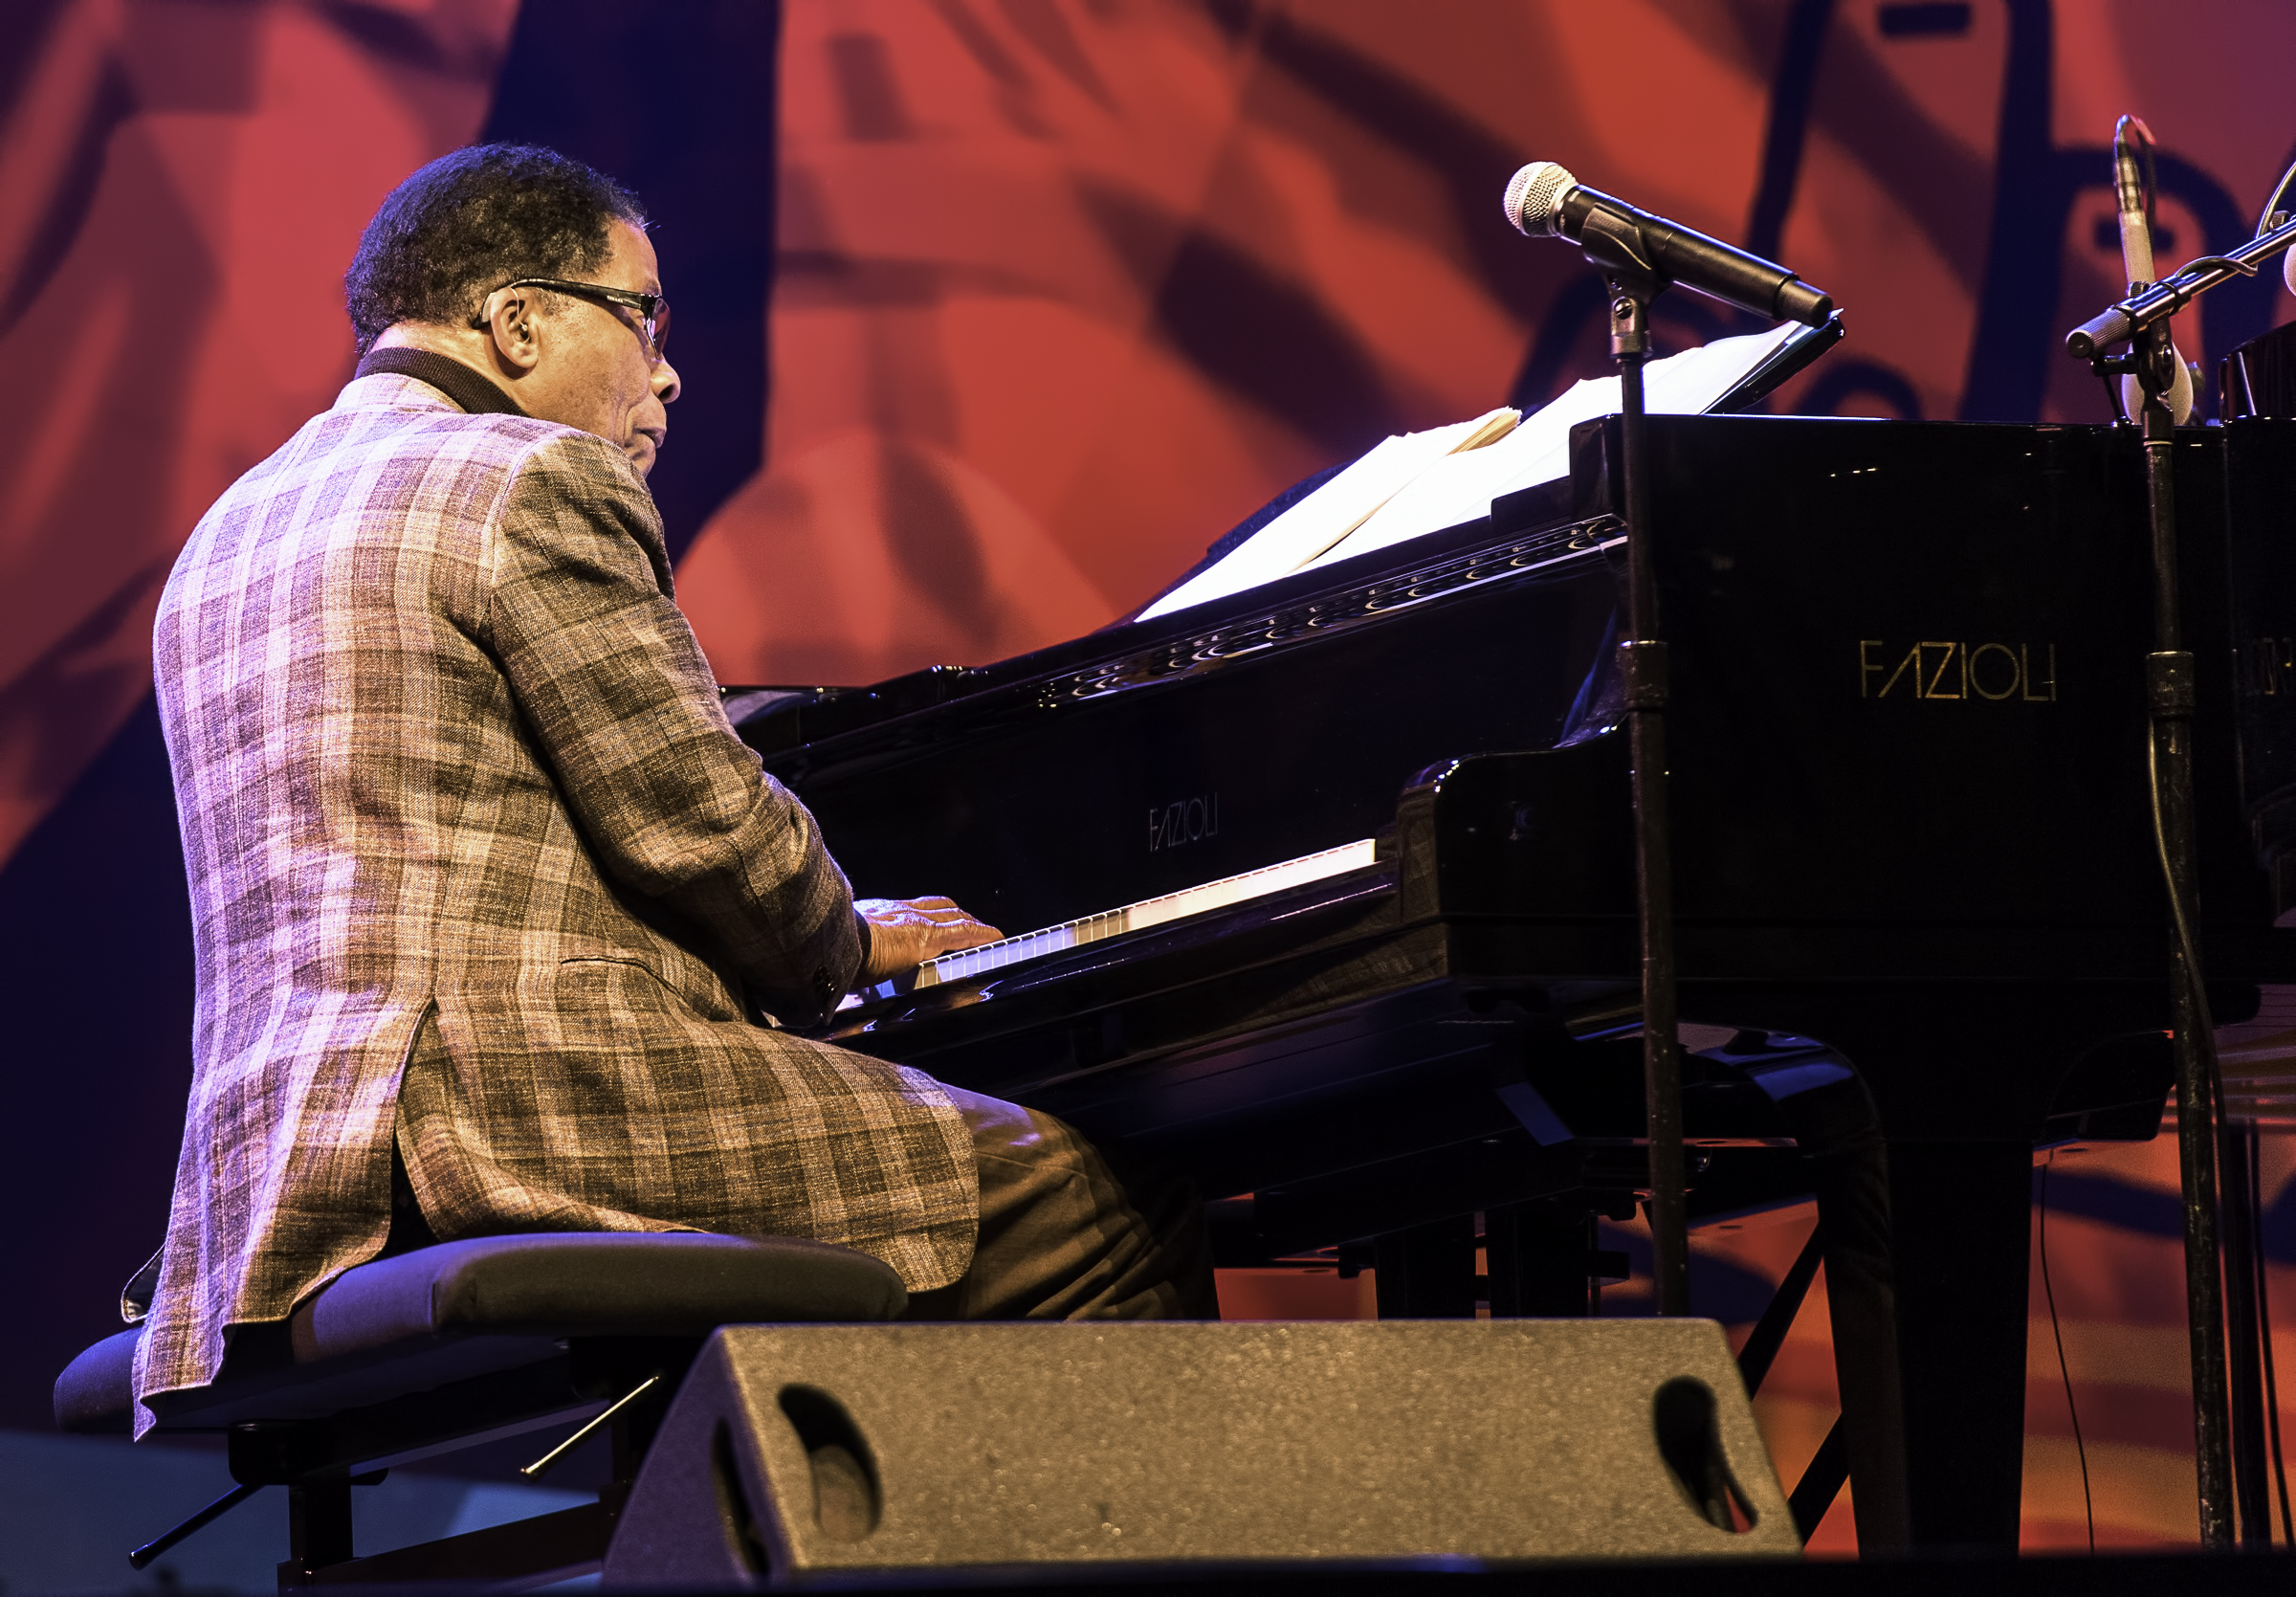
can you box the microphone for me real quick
[2112,118,2154,286]
[1503,162,1833,327]
[2111,116,2194,424]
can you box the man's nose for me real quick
[652,356,681,405]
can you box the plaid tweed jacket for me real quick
[134,369,977,1423]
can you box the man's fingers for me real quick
[851,896,1004,987]
[922,918,1000,952]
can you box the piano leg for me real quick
[1745,1048,1914,1554]
[1806,1134,2030,1556]
[1802,1128,1913,1556]
[1704,987,2171,1554]
[1373,1216,1478,1318]
[1884,1139,2033,1554]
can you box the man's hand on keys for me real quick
[854,897,1003,986]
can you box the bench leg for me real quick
[279,1477,353,1589]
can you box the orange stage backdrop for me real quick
[11,1,2296,865]
[678,0,2296,687]
[4,0,2296,1552]
[0,0,519,867]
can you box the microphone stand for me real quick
[2067,214,2294,362]
[2075,289,2240,1548]
[1578,211,1689,1319]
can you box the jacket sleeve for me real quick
[485,431,862,1024]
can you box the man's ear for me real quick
[480,289,542,373]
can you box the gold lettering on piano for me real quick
[1922,641,1962,699]
[1148,793,1221,852]
[1859,639,2057,701]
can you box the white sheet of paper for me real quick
[1305,321,1803,569]
[1138,413,1500,622]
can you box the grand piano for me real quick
[726,412,2296,1555]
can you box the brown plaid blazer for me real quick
[134,370,977,1423]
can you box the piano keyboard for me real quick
[858,837,1380,1001]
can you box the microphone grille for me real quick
[1504,162,1577,237]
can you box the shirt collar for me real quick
[353,346,523,416]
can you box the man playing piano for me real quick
[130,145,1212,1425]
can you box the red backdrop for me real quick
[0,0,518,866]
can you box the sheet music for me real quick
[1308,322,1802,569]
[1140,411,1513,622]
[1142,321,1803,617]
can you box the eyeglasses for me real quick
[475,277,671,364]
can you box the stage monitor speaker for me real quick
[600,1320,1799,1585]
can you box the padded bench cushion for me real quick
[54,1328,140,1435]
[55,1232,905,1435]
[297,1232,905,1357]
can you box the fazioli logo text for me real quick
[1859,640,2058,701]
[1149,794,1220,852]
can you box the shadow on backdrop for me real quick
[482,0,781,563]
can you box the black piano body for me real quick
[731,414,2296,1552]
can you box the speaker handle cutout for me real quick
[1652,1377,1758,1533]
[778,1385,882,1541]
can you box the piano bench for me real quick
[52,1232,906,1588]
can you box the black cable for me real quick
[2040,1152,2096,1551]
[2257,153,2296,237]
[2147,724,2245,1543]
[2168,255,2260,281]
[2250,1122,2292,1544]
[2136,119,2159,239]
[2148,731,2219,1048]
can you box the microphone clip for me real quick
[1576,210,1663,360]
[2085,316,2182,427]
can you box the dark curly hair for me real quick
[342,144,648,355]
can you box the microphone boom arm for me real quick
[2065,219,2288,359]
